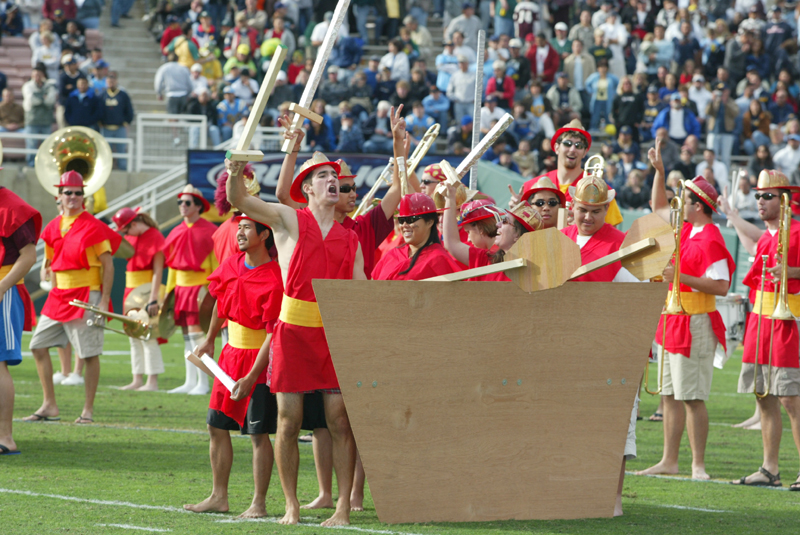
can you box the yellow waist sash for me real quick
[0,264,24,286]
[753,290,800,317]
[228,320,267,349]
[665,291,716,315]
[175,269,208,287]
[56,267,102,290]
[279,295,323,328]
[126,269,153,288]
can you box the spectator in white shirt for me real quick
[695,148,729,193]
[379,39,411,82]
[445,2,483,51]
[688,74,712,121]
[189,63,209,96]
[451,31,475,64]
[31,32,60,81]
[230,68,259,107]
[480,96,507,134]
[447,54,476,125]
[773,134,800,176]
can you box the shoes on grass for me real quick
[61,374,85,386]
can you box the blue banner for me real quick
[187,151,465,204]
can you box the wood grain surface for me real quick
[621,213,675,281]
[504,228,582,292]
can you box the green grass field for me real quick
[3,333,800,535]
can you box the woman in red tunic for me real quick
[372,193,461,280]
[519,176,566,229]
[112,207,166,391]
[442,185,542,281]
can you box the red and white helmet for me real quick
[458,199,498,228]
[398,193,439,217]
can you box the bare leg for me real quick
[351,452,365,511]
[239,433,274,518]
[185,425,232,512]
[614,459,625,517]
[57,344,72,376]
[302,428,335,509]
[734,400,761,429]
[734,395,782,484]
[779,395,800,488]
[275,393,303,525]
[635,394,683,475]
[76,356,100,422]
[0,363,17,452]
[684,399,710,479]
[321,393,356,527]
[121,373,145,390]
[73,357,85,377]
[23,348,59,420]
[137,375,159,391]
[649,397,664,421]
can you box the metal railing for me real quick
[215,125,309,152]
[135,113,208,172]
[0,131,134,168]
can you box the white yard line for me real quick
[96,524,172,532]
[216,517,428,535]
[648,504,732,513]
[628,472,788,490]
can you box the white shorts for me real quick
[29,291,104,358]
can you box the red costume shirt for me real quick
[342,205,395,279]
[468,246,509,281]
[212,217,239,265]
[372,242,461,280]
[40,211,121,322]
[742,222,800,368]
[124,227,166,298]
[207,252,283,425]
[655,224,735,357]
[0,188,42,330]
[270,208,359,393]
[562,223,625,282]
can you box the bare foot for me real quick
[301,494,334,509]
[744,421,762,431]
[23,405,59,422]
[733,414,760,428]
[136,383,158,392]
[238,502,267,519]
[350,491,364,512]
[184,494,229,513]
[321,509,350,527]
[692,466,711,480]
[278,501,300,525]
[120,381,143,390]
[634,461,679,476]
[613,495,623,517]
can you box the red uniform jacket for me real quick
[342,204,395,279]
[563,223,625,282]
[164,218,217,324]
[41,211,122,322]
[270,208,359,393]
[742,222,800,367]
[468,245,509,281]
[372,242,461,280]
[207,252,283,425]
[525,44,560,83]
[655,224,735,357]
[124,227,166,298]
[0,188,42,331]
[212,217,239,265]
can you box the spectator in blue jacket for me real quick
[492,149,521,174]
[99,71,134,170]
[335,112,364,152]
[65,77,102,128]
[216,87,248,141]
[651,93,701,145]
[422,85,450,127]
[1,4,23,36]
[405,100,435,145]
[584,61,619,130]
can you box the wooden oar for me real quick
[424,258,527,282]
[619,213,675,281]
[568,238,655,280]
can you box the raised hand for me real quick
[647,138,664,172]
[507,184,521,208]
[390,104,407,140]
[224,158,246,179]
[278,113,305,149]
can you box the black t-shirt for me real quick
[2,218,37,266]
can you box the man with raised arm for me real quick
[225,143,366,527]
[636,139,734,480]
[719,171,800,490]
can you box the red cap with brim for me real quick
[177,191,211,212]
[55,170,85,189]
[398,193,440,217]
[551,126,592,152]
[458,199,497,228]
[289,161,342,204]
[685,177,719,213]
[520,179,566,205]
[112,206,141,230]
[234,213,271,228]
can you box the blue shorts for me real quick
[0,286,24,366]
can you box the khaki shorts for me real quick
[657,314,716,401]
[625,394,639,460]
[29,291,105,358]
[738,363,800,397]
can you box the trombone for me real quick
[70,299,156,341]
[754,192,794,398]
[352,123,441,217]
[644,180,687,395]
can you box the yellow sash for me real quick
[175,269,209,287]
[56,267,102,290]
[665,291,716,315]
[279,294,323,328]
[126,269,153,288]
[0,264,24,286]
[228,320,267,349]
[753,290,800,317]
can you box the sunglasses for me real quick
[754,193,778,201]
[559,140,587,150]
[177,200,196,207]
[62,190,84,196]
[339,184,357,193]
[532,199,561,207]
[397,215,423,225]
[420,179,439,186]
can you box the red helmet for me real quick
[55,170,85,189]
[458,199,497,228]
[112,206,140,230]
[398,193,438,217]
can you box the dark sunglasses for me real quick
[397,215,423,225]
[559,140,587,150]
[177,200,196,206]
[754,193,777,201]
[420,179,438,186]
[62,190,84,196]
[339,184,357,193]
[533,199,560,207]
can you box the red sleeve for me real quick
[468,246,490,269]
[544,49,559,81]
[160,32,172,51]
[503,77,515,105]
[486,77,498,95]
[525,45,536,65]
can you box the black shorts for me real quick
[301,391,328,431]
[206,384,277,435]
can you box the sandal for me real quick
[75,416,94,424]
[790,472,800,492]
[732,466,782,487]
[648,412,663,422]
